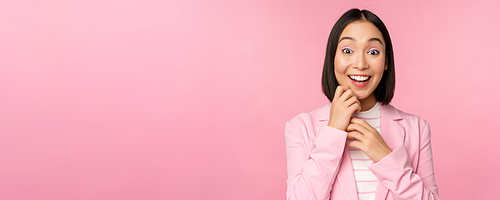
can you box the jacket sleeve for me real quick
[368,121,439,200]
[285,121,347,200]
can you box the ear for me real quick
[384,58,388,70]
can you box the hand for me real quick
[327,86,362,131]
[346,118,392,162]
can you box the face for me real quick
[334,20,387,101]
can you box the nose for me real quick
[352,53,368,70]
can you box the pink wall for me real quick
[1,0,499,199]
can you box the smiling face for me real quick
[334,20,387,104]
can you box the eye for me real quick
[342,48,353,54]
[368,49,379,55]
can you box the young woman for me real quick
[285,9,439,200]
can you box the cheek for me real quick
[369,57,386,74]
[371,69,385,88]
[334,58,349,75]
[334,55,349,67]
[334,56,354,86]
[334,65,347,83]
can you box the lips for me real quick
[348,75,371,87]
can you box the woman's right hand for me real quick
[327,86,361,131]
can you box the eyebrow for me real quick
[338,37,384,46]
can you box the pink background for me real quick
[1,0,499,199]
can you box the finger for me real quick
[346,123,373,137]
[346,131,356,139]
[346,123,366,133]
[344,92,361,114]
[350,118,375,131]
[339,85,349,90]
[333,86,344,102]
[344,95,359,108]
[347,131,367,141]
[348,140,362,150]
[348,101,361,114]
[355,99,361,114]
[343,93,360,116]
[349,117,363,124]
[340,85,350,91]
[339,89,354,102]
[349,88,358,99]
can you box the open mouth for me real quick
[349,75,371,82]
[348,75,371,86]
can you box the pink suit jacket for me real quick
[285,103,439,200]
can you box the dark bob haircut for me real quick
[322,8,395,105]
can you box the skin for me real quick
[327,20,392,163]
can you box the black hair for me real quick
[321,8,395,105]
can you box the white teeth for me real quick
[349,75,370,81]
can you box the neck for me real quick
[359,94,377,111]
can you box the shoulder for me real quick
[286,103,330,128]
[384,104,430,136]
[285,103,331,145]
[384,104,428,123]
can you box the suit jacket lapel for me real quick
[379,104,404,150]
[374,104,405,200]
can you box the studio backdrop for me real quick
[0,0,499,199]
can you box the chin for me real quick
[353,90,371,100]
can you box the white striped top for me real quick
[348,102,381,200]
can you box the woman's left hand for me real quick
[346,118,392,162]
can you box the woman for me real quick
[285,9,439,200]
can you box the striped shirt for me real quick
[348,102,381,200]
